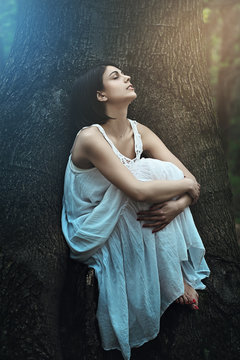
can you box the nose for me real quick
[124,74,131,82]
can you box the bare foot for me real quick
[175,279,199,310]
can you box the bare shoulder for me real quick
[74,126,105,150]
[77,126,100,142]
[71,126,106,168]
[135,121,155,137]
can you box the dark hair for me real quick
[70,62,120,129]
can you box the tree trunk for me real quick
[0,1,239,360]
[0,36,5,73]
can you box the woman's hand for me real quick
[136,193,194,233]
[137,200,183,233]
[184,178,201,205]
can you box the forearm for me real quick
[137,178,191,203]
[182,168,196,182]
[165,155,196,182]
[176,193,193,211]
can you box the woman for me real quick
[61,62,210,360]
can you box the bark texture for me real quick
[0,1,240,359]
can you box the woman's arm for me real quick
[136,122,199,232]
[137,194,193,233]
[73,127,198,203]
[137,122,197,181]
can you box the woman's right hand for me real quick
[185,178,201,205]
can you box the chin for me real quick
[131,92,137,101]
[115,93,137,105]
[129,91,137,98]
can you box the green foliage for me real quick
[234,57,240,66]
[203,8,211,24]
[207,20,222,87]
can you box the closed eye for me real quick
[112,71,124,79]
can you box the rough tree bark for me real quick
[0,1,239,360]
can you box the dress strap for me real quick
[72,119,143,165]
[128,119,143,160]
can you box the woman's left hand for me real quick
[137,200,182,233]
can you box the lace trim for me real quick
[131,120,143,161]
[91,119,143,166]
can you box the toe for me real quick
[192,304,199,310]
[193,294,199,306]
[179,296,184,305]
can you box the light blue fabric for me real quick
[61,119,210,360]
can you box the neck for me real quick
[103,103,130,138]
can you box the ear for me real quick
[97,91,108,102]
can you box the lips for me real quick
[127,84,134,89]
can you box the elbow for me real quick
[135,190,147,202]
[131,192,145,202]
[129,184,147,202]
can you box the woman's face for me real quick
[97,65,137,104]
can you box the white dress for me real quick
[61,119,210,360]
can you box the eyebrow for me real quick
[108,70,124,77]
